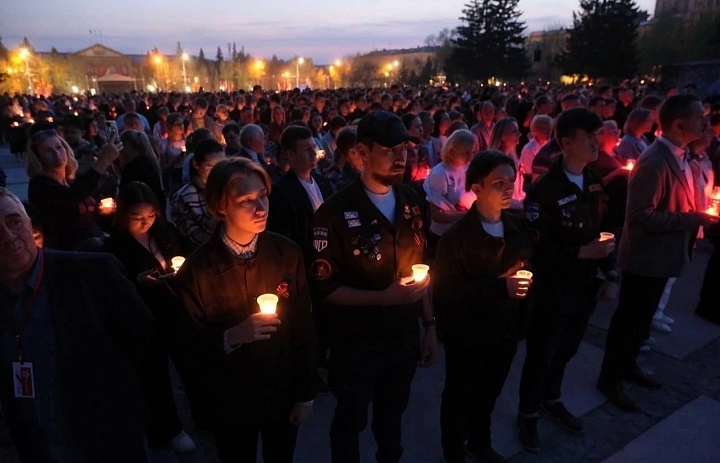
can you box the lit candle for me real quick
[28,118,34,124]
[412,264,430,282]
[712,188,720,201]
[257,294,279,314]
[12,122,19,127]
[316,149,326,160]
[171,256,186,273]
[514,270,533,280]
[599,232,615,242]
[98,197,115,214]
[623,160,635,171]
[705,206,719,217]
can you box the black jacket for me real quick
[524,156,614,291]
[433,207,535,342]
[174,231,318,426]
[1,250,152,461]
[268,169,335,265]
[310,179,426,338]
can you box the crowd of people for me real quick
[0,80,719,463]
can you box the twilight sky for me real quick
[2,0,656,63]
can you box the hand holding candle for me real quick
[623,160,635,171]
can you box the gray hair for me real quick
[441,129,477,165]
[0,187,29,218]
[240,124,263,149]
[530,115,553,136]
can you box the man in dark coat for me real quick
[0,187,152,462]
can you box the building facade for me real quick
[655,0,720,20]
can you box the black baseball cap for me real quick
[357,111,421,148]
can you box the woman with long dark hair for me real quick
[101,181,196,454]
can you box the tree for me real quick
[425,28,457,73]
[349,62,379,87]
[560,0,640,81]
[447,0,527,83]
[639,13,720,73]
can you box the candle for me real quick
[12,122,19,127]
[514,270,533,280]
[257,294,279,314]
[98,197,115,215]
[705,206,719,217]
[599,232,615,242]
[171,256,186,273]
[623,160,635,171]
[412,264,430,282]
[316,149,326,160]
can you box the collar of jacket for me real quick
[199,230,281,276]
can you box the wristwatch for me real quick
[422,317,437,328]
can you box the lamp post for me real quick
[19,48,32,96]
[181,53,189,91]
[296,57,304,88]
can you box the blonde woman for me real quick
[119,130,165,215]
[489,118,524,210]
[27,125,120,250]
[423,129,478,256]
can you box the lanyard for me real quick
[14,250,45,364]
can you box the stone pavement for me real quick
[1,146,720,462]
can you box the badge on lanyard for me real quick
[13,362,35,398]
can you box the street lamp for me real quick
[181,53,189,91]
[296,57,305,88]
[255,59,265,88]
[19,47,33,96]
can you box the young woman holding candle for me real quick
[174,157,318,463]
[100,181,196,454]
[433,150,536,463]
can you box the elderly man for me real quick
[238,123,267,165]
[598,95,720,411]
[0,188,153,462]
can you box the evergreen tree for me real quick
[232,42,238,61]
[560,0,640,81]
[447,0,527,83]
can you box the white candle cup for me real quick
[599,232,615,242]
[515,270,533,280]
[257,294,279,314]
[705,206,719,217]
[171,256,186,273]
[412,264,430,282]
[623,160,635,171]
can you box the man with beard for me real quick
[310,111,438,463]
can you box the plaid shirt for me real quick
[221,229,258,259]
[170,181,218,249]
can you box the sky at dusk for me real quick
[2,0,657,63]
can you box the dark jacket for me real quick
[433,207,535,343]
[0,250,153,462]
[120,155,166,214]
[174,231,318,427]
[101,227,185,323]
[28,170,104,250]
[524,156,614,291]
[268,169,334,265]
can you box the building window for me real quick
[122,65,128,75]
[109,65,117,74]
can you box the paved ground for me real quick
[2,147,720,462]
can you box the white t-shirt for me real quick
[519,138,543,175]
[481,220,504,238]
[365,188,396,225]
[299,177,325,212]
[425,162,475,235]
[564,170,584,190]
